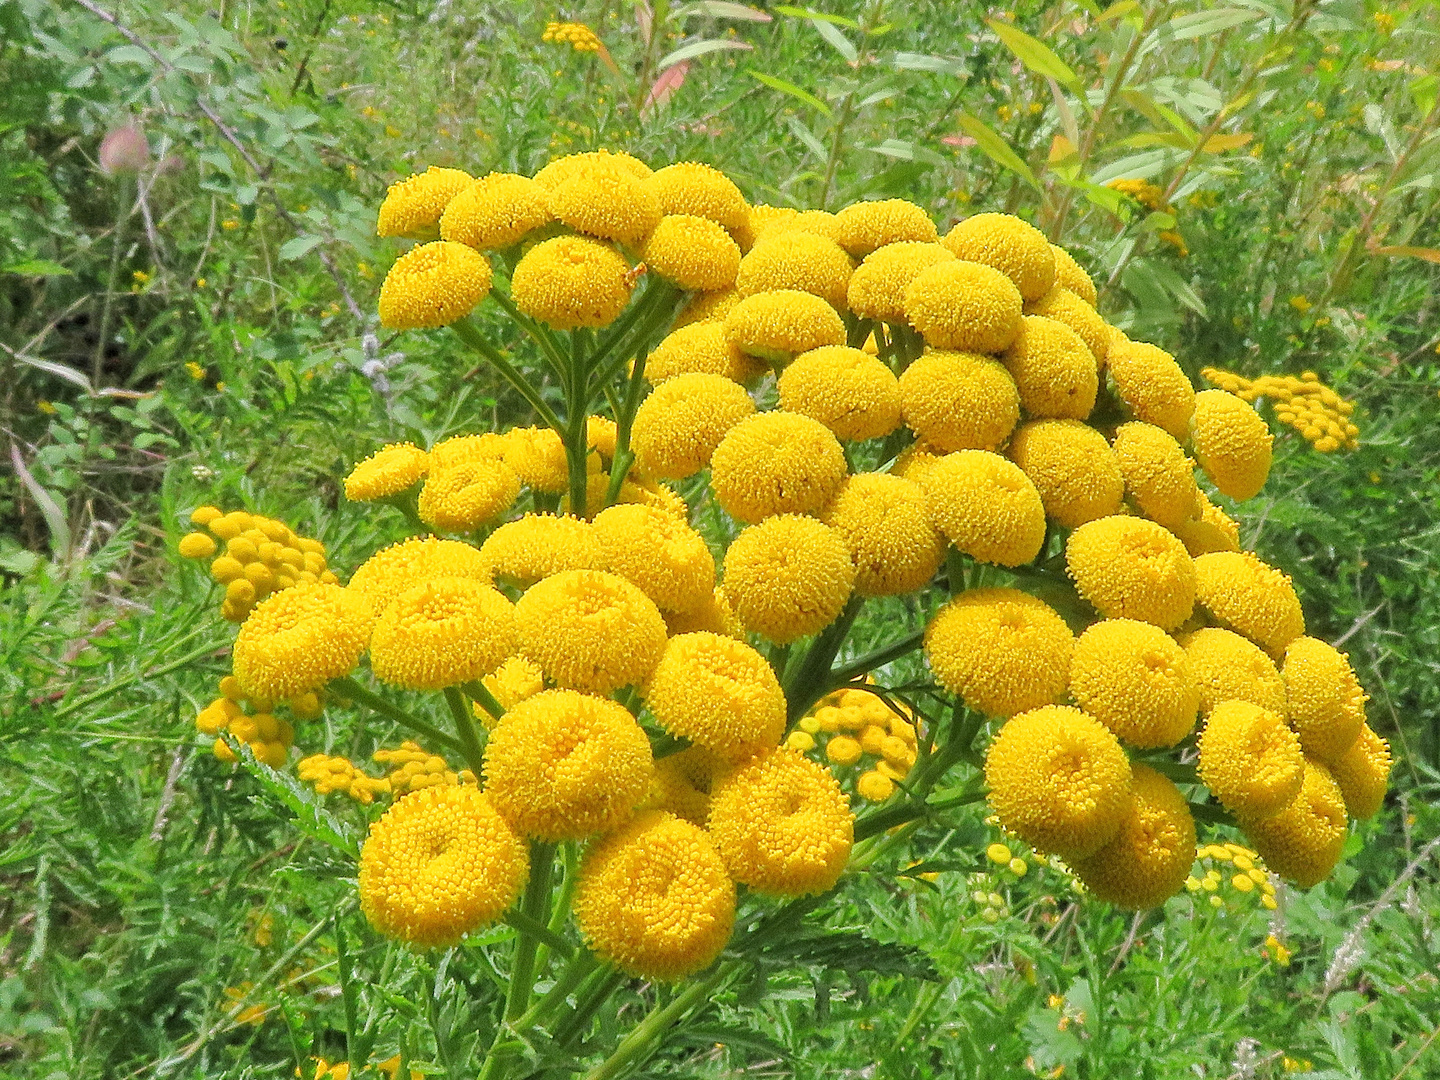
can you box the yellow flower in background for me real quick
[543,20,602,53]
[185,361,206,380]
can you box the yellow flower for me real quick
[641,744,720,825]
[942,212,1056,302]
[1049,243,1098,307]
[646,320,764,384]
[723,514,854,643]
[747,204,798,242]
[1002,315,1098,420]
[709,411,847,523]
[1174,489,1242,557]
[845,241,956,324]
[369,578,515,690]
[645,632,786,761]
[298,753,389,803]
[548,168,662,248]
[511,235,633,330]
[1111,422,1200,530]
[480,655,545,716]
[643,214,741,291]
[723,289,846,363]
[632,372,756,480]
[987,842,1013,865]
[345,443,430,502]
[827,735,863,766]
[896,350,1020,453]
[185,360,205,380]
[984,705,1133,860]
[1198,700,1305,819]
[499,426,571,493]
[1179,626,1287,717]
[822,472,944,597]
[438,172,552,250]
[919,450,1046,567]
[514,569,667,694]
[709,748,854,896]
[925,588,1073,717]
[349,536,492,613]
[574,810,735,981]
[1104,340,1195,441]
[1024,286,1110,366]
[378,241,493,330]
[1065,516,1196,630]
[755,208,841,246]
[1241,757,1348,888]
[663,585,745,640]
[1069,619,1198,748]
[375,165,474,239]
[1281,636,1367,762]
[232,584,374,701]
[1289,294,1312,314]
[857,769,895,801]
[474,513,598,588]
[543,20,603,51]
[902,260,1024,354]
[737,231,854,311]
[533,149,651,190]
[1008,419,1124,528]
[1193,550,1305,658]
[1327,723,1391,820]
[592,503,715,612]
[178,532,218,559]
[833,198,938,257]
[642,161,750,245]
[358,786,527,947]
[1191,389,1273,501]
[776,345,901,442]
[1072,765,1196,909]
[417,458,520,532]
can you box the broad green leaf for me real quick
[956,112,1040,191]
[772,5,860,29]
[891,51,967,75]
[1163,7,1262,38]
[1119,131,1195,150]
[748,70,832,117]
[809,17,859,63]
[2,259,72,277]
[1090,148,1174,182]
[278,234,324,261]
[103,44,153,66]
[656,37,753,71]
[863,139,946,167]
[986,19,1079,90]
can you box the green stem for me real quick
[551,965,626,1050]
[532,841,580,978]
[442,686,487,778]
[53,626,218,719]
[328,676,465,754]
[488,287,570,379]
[785,596,864,722]
[451,317,564,434]
[507,842,556,1022]
[588,282,683,395]
[824,629,925,690]
[565,329,592,516]
[515,947,598,1034]
[461,680,505,722]
[500,908,573,957]
[93,177,130,388]
[581,962,738,1080]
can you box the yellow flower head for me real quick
[642,214,741,292]
[533,149,651,190]
[481,655,546,715]
[896,350,1019,453]
[232,583,374,701]
[645,321,765,385]
[737,232,854,311]
[345,443,430,502]
[376,166,474,239]
[349,536,492,612]
[178,531,217,559]
[1002,315,1099,420]
[1025,286,1110,366]
[1197,700,1305,819]
[643,161,749,244]
[672,284,741,328]
[484,689,653,840]
[645,631,786,760]
[574,810,736,981]
[549,168,662,248]
[439,172,552,250]
[1066,516,1196,630]
[478,513,601,587]
[190,505,223,527]
[511,235,633,330]
[664,584,745,639]
[777,346,902,442]
[1241,757,1348,888]
[709,411,847,523]
[592,503,715,613]
[632,372,756,480]
[378,241,493,330]
[1327,723,1390,820]
[723,289,846,364]
[984,705,1133,860]
[1111,422,1199,530]
[722,514,855,644]
[1049,244,1098,307]
[846,241,956,324]
[1070,619,1198,747]
[1104,340,1195,441]
[822,472,944,597]
[358,787,527,948]
[1281,636,1367,762]
[1009,419,1124,528]
[919,450,1046,566]
[430,430,510,469]
[501,426,570,493]
[925,588,1073,717]
[369,578,515,690]
[1180,626,1287,717]
[642,744,721,825]
[857,769,895,801]
[1194,551,1305,657]
[748,204,798,242]
[760,208,842,245]
[514,569,667,694]
[834,198,938,257]
[417,458,520,532]
[709,748,854,896]
[1072,764,1196,909]
[1174,489,1242,557]
[903,260,1024,354]
[1192,389,1273,502]
[942,213,1056,302]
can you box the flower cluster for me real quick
[542,21,602,53]
[194,674,318,766]
[1184,841,1280,912]
[1202,367,1360,452]
[177,506,337,622]
[794,684,923,802]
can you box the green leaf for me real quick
[278,234,324,261]
[675,1,772,21]
[808,17,858,63]
[955,113,1040,191]
[2,259,72,276]
[656,37,753,71]
[772,5,860,29]
[758,930,940,980]
[986,19,1079,91]
[891,51,967,75]
[1163,7,1262,39]
[237,744,361,857]
[784,113,831,162]
[748,70,832,117]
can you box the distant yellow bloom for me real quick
[542,20,602,53]
[185,361,205,380]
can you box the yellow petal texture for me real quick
[178,532,217,559]
[833,198,938,256]
[632,372,757,480]
[592,503,715,613]
[345,443,430,502]
[439,172,552,250]
[1072,764,1196,909]
[643,161,749,240]
[643,215,742,293]
[548,168,661,247]
[1026,286,1109,365]
[925,588,1073,717]
[737,232,854,310]
[1241,757,1348,888]
[376,165,474,239]
[1008,419,1124,528]
[673,286,741,329]
[1105,340,1195,441]
[1326,724,1390,820]
[903,260,1023,353]
[641,745,720,826]
[1050,243,1098,307]
[664,585,745,640]
[897,351,1020,453]
[349,535,493,612]
[1173,489,1241,557]
[417,458,520,532]
[644,631,786,760]
[478,513,602,587]
[481,656,546,715]
[709,411,847,523]
[1193,550,1305,657]
[533,149,651,189]
[369,577,515,691]
[232,583,375,701]
[378,241,492,330]
[724,289,846,363]
[919,451,1046,566]
[822,472,944,597]
[511,236,633,330]
[645,321,765,384]
[1281,636,1367,762]
[942,212,1056,302]
[1001,315,1098,420]
[846,241,956,324]
[1110,422,1200,530]
[1192,389,1273,501]
[1179,627,1287,717]
[1069,619,1198,747]
[1066,516,1196,630]
[722,514,855,644]
[777,345,902,441]
[1197,700,1305,819]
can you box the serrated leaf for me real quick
[656,37,752,71]
[749,70,832,117]
[986,20,1079,91]
[955,113,1040,191]
[238,744,361,857]
[758,930,939,980]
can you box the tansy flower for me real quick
[722,515,855,643]
[439,172,552,250]
[573,810,735,981]
[1073,765,1196,909]
[645,321,765,385]
[942,213,1056,302]
[919,450,1046,566]
[709,748,854,896]
[827,735,863,766]
[643,214,741,291]
[1002,315,1098,419]
[641,745,720,825]
[178,532,217,559]
[349,536,492,612]
[759,208,841,245]
[502,426,571,493]
[857,769,895,801]
[1193,550,1305,657]
[1050,244,1098,307]
[484,689,653,840]
[481,655,546,715]
[673,286,740,329]
[417,458,520,532]
[822,472,944,596]
[1180,627,1288,717]
[358,787,527,947]
[723,289,846,364]
[478,513,601,586]
[644,631,786,760]
[1174,489,1242,557]
[897,350,1020,452]
[1008,419,1124,527]
[430,431,510,469]
[1241,757,1348,888]
[984,705,1133,860]
[903,260,1024,354]
[748,204,799,242]
[709,411,847,523]
[1281,636,1367,762]
[834,198,938,256]
[232,583,374,701]
[190,505,223,526]
[925,588,1073,717]
[514,569,667,693]
[532,149,651,189]
[1111,422,1199,530]
[643,161,750,244]
[511,236,633,330]
[369,578,515,690]
[891,439,943,484]
[777,346,902,441]
[378,241,493,330]
[632,373,756,480]
[1327,724,1390,819]
[846,241,956,324]
[1191,389,1273,501]
[592,503,715,612]
[1105,340,1195,441]
[736,232,854,311]
[548,168,661,248]
[376,165,474,239]
[1197,700,1305,819]
[664,584,745,639]
[1025,286,1109,366]
[345,443,430,502]
[1069,619,1198,747]
[1066,516,1196,630]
